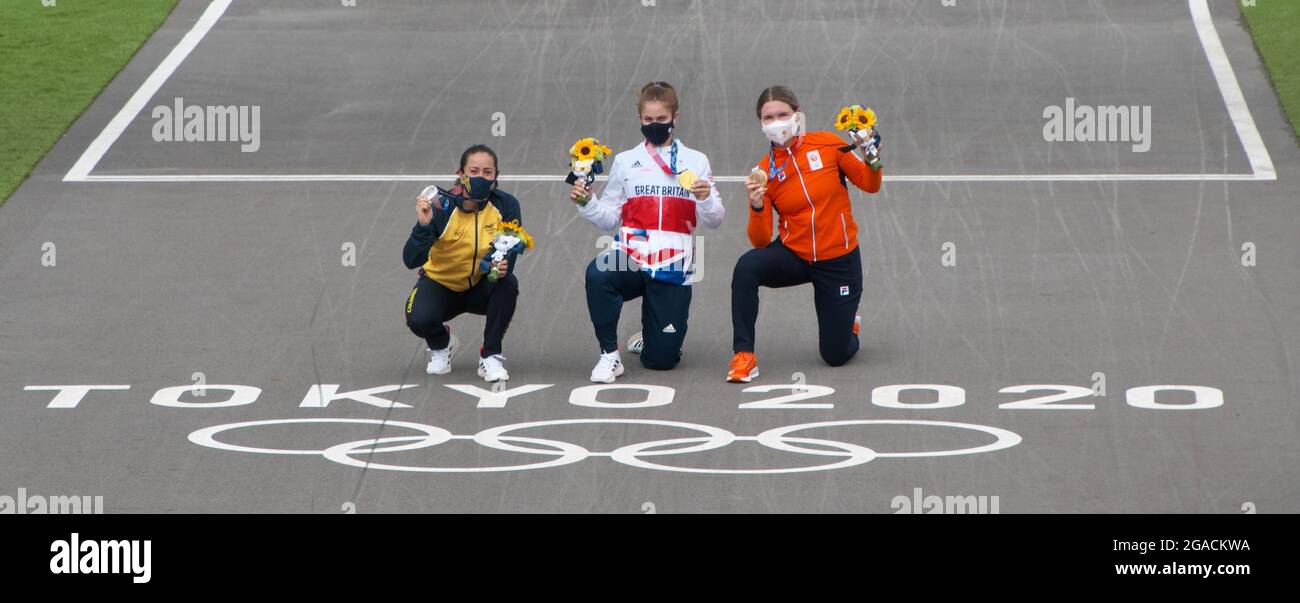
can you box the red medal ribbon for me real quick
[645,141,679,176]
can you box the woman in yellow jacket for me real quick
[403,144,522,383]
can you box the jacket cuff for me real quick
[411,221,435,239]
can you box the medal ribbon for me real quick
[646,140,679,176]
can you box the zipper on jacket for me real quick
[655,171,664,279]
[792,154,817,261]
[468,209,480,289]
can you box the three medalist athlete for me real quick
[569,81,725,383]
[727,86,884,383]
[400,88,881,385]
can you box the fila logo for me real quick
[840,285,850,296]
[777,171,787,182]
[662,324,677,334]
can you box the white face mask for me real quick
[762,112,803,145]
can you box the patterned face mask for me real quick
[454,175,496,211]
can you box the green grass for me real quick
[1242,1,1300,142]
[0,0,178,206]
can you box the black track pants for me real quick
[405,272,518,357]
[731,241,862,366]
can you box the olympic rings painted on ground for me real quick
[187,418,452,455]
[187,417,1022,475]
[324,434,589,473]
[758,420,1023,458]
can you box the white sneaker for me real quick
[627,331,644,355]
[590,351,625,383]
[477,354,509,382]
[426,332,459,375]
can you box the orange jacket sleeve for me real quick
[837,146,883,194]
[746,189,774,249]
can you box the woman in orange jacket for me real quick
[727,86,883,383]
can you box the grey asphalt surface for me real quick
[1,0,1298,513]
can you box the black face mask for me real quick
[456,176,496,212]
[466,176,495,199]
[641,121,674,146]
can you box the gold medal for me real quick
[747,167,768,187]
[678,170,698,190]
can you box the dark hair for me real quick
[755,86,799,118]
[458,144,499,173]
[637,81,680,115]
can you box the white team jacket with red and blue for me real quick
[577,139,725,285]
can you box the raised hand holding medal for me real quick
[745,166,768,210]
[678,169,711,202]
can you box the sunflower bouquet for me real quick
[565,137,614,204]
[479,220,535,283]
[834,104,883,171]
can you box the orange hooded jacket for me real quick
[749,131,883,262]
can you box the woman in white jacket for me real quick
[569,81,725,382]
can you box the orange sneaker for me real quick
[853,314,861,336]
[727,351,759,383]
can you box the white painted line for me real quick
[1189,0,1276,181]
[62,0,1277,185]
[878,173,1267,183]
[75,172,1269,184]
[63,0,233,182]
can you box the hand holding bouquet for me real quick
[479,220,535,283]
[565,137,613,205]
[834,104,883,171]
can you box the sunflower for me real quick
[852,106,877,130]
[570,137,596,159]
[835,106,855,131]
[497,220,535,250]
[569,137,612,161]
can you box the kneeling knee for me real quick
[639,349,681,371]
[820,348,854,367]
